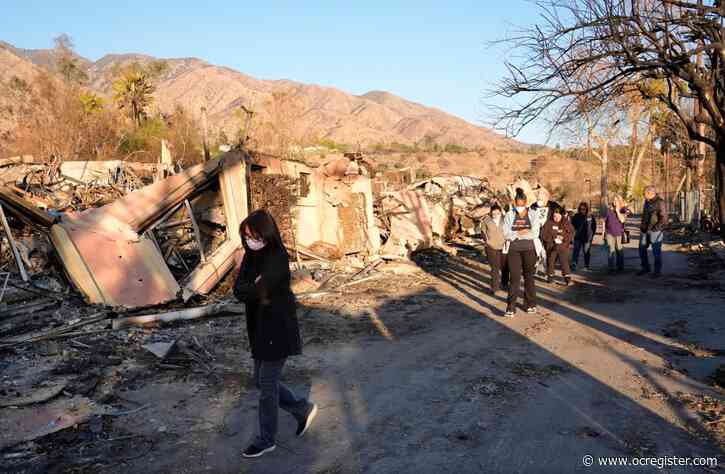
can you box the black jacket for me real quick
[641,196,667,232]
[233,246,302,361]
[571,213,597,242]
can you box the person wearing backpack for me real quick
[502,188,542,317]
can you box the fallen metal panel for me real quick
[0,396,98,450]
[182,156,247,298]
[50,225,105,304]
[50,224,180,307]
[45,152,248,307]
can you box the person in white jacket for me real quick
[530,187,551,276]
[503,188,542,318]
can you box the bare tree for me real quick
[53,34,87,84]
[622,97,657,199]
[491,0,725,235]
[576,100,621,210]
[254,87,310,160]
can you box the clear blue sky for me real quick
[1,1,550,144]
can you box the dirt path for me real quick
[85,223,722,474]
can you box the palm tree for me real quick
[112,71,154,126]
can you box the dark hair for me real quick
[552,206,563,215]
[578,201,589,213]
[239,209,288,256]
[514,187,527,203]
[490,203,501,212]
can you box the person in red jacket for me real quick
[541,206,574,285]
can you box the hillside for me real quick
[85,54,517,150]
[0,45,50,137]
[0,41,518,151]
[0,41,601,203]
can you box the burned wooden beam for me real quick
[112,303,244,329]
[184,199,206,264]
[0,187,56,228]
[0,155,35,168]
[0,204,29,282]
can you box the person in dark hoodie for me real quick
[571,202,597,271]
[234,209,317,459]
[638,186,667,277]
[541,206,574,285]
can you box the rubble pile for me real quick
[376,175,503,257]
[0,145,557,311]
[0,151,550,320]
[0,152,247,309]
[0,156,155,215]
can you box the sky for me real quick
[1,1,551,144]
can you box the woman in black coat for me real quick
[234,209,317,458]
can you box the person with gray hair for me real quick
[603,195,629,272]
[638,186,667,277]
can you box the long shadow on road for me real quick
[172,247,725,473]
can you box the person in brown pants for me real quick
[541,206,574,285]
[481,204,509,293]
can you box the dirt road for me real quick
[7,224,722,473]
[94,224,722,474]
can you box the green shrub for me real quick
[317,138,350,152]
[443,143,469,153]
[119,116,167,155]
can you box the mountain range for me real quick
[0,40,518,151]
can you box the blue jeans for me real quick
[253,358,311,448]
[639,230,663,273]
[572,240,592,269]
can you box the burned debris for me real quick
[0,147,522,324]
[376,174,502,257]
[0,146,528,466]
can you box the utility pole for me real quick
[694,0,705,226]
[665,146,670,216]
[201,106,210,161]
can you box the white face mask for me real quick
[245,237,266,251]
[515,206,527,214]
